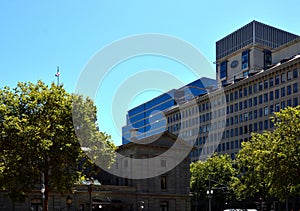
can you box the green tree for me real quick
[233,106,300,209]
[190,154,236,208]
[0,81,114,211]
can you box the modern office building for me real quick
[122,77,217,144]
[166,20,300,161]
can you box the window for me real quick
[249,124,253,132]
[254,110,258,119]
[249,85,253,95]
[294,69,298,78]
[293,83,298,93]
[220,61,227,79]
[242,50,249,69]
[259,108,263,117]
[249,111,253,120]
[234,91,238,99]
[254,97,258,106]
[249,98,253,107]
[264,106,268,116]
[239,89,243,98]
[239,102,243,110]
[269,77,274,87]
[264,93,268,102]
[239,127,243,135]
[281,101,285,109]
[270,91,274,100]
[259,95,263,104]
[264,120,269,130]
[275,89,279,99]
[259,82,263,91]
[287,85,292,95]
[275,75,280,85]
[254,123,258,132]
[234,103,238,112]
[270,105,274,114]
[264,50,272,67]
[281,87,286,97]
[264,80,268,89]
[287,99,292,107]
[287,71,292,80]
[160,201,168,211]
[244,87,248,96]
[244,100,247,109]
[294,97,298,106]
[253,84,258,92]
[275,103,280,112]
[281,73,286,83]
[161,176,167,190]
[259,121,263,130]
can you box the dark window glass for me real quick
[259,82,263,91]
[253,84,258,92]
[287,99,292,107]
[249,111,253,120]
[270,105,274,114]
[259,95,263,104]
[275,89,279,99]
[264,93,268,102]
[259,108,263,117]
[239,89,243,98]
[281,87,286,97]
[294,98,298,106]
[254,97,257,106]
[254,110,258,119]
[264,80,268,89]
[239,102,243,110]
[259,121,263,130]
[294,69,298,78]
[242,50,249,69]
[293,83,298,93]
[287,71,292,80]
[234,91,238,99]
[244,100,247,109]
[249,98,253,107]
[220,61,227,79]
[264,120,268,129]
[287,85,292,95]
[244,87,247,97]
[248,85,253,95]
[269,78,274,87]
[275,75,280,85]
[270,91,274,100]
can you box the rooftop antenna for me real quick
[55,66,60,86]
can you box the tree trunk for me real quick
[43,172,49,211]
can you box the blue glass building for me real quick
[122,77,217,144]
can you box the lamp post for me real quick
[206,178,213,211]
[66,196,72,211]
[86,178,94,211]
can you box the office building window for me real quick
[160,201,168,211]
[239,127,243,135]
[264,50,272,67]
[235,140,239,149]
[264,93,268,102]
[275,75,280,85]
[281,87,286,97]
[249,98,253,107]
[270,105,274,114]
[259,95,263,104]
[294,69,298,78]
[287,99,292,107]
[254,97,258,106]
[270,119,274,128]
[281,73,286,83]
[287,71,292,80]
[253,84,258,92]
[161,175,167,190]
[234,91,238,99]
[249,85,253,95]
[244,87,248,97]
[264,120,269,130]
[254,123,258,132]
[249,111,253,120]
[259,82,263,91]
[242,50,249,70]
[264,80,268,89]
[239,102,243,110]
[239,89,243,98]
[293,83,298,93]
[244,113,248,121]
[294,97,298,106]
[254,110,258,119]
[281,101,285,109]
[249,124,253,133]
[244,100,247,109]
[220,61,227,79]
[269,77,274,87]
[259,121,263,130]
[234,103,238,112]
[275,89,280,99]
[287,85,292,95]
[264,106,268,116]
[259,108,263,117]
[235,128,238,136]
[270,91,274,100]
[275,103,280,112]
[239,114,243,123]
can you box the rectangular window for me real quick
[287,99,292,107]
[244,113,248,121]
[281,73,286,83]
[234,91,238,99]
[242,50,249,70]
[294,97,298,106]
[239,102,243,110]
[254,123,258,131]
[275,103,280,112]
[270,91,274,100]
[259,95,263,104]
[248,85,253,95]
[259,121,263,130]
[281,101,285,109]
[275,89,280,99]
[264,120,269,130]
[244,87,247,97]
[287,71,292,80]
[161,176,167,190]
[287,85,292,95]
[254,97,258,106]
[234,103,238,112]
[239,89,243,98]
[281,87,286,97]
[264,93,268,102]
[244,100,247,109]
[254,109,258,119]
[259,108,263,117]
[249,124,253,133]
[259,82,263,91]
[275,75,280,85]
[264,80,268,89]
[264,106,268,116]
[235,128,238,136]
[294,69,298,78]
[293,83,298,93]
[249,98,253,107]
[253,84,258,92]
[249,111,253,120]
[269,78,274,87]
[270,105,274,114]
[220,61,227,79]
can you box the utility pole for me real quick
[55,66,60,86]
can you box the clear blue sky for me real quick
[1,0,299,145]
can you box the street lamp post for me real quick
[206,178,213,211]
[87,178,94,211]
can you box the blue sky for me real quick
[1,0,299,145]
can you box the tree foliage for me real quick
[0,81,115,210]
[233,106,300,202]
[190,154,236,200]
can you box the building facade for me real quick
[122,78,216,144]
[166,21,300,161]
